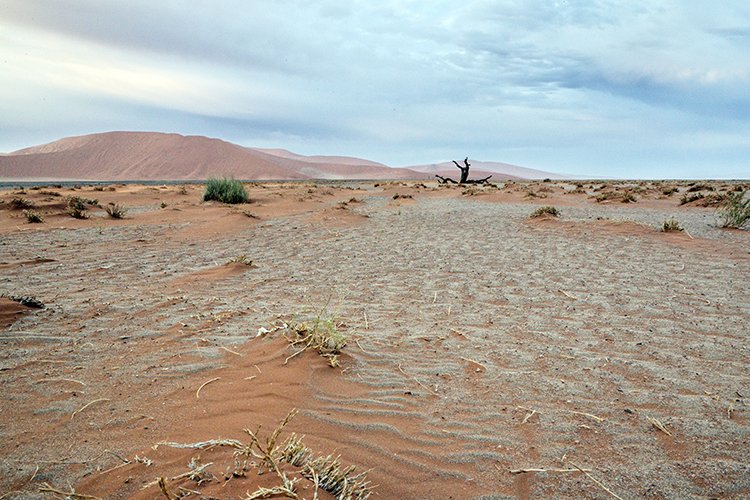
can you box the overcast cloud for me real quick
[1,1,749,178]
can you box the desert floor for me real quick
[1,179,749,499]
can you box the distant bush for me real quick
[530,206,560,218]
[661,218,683,232]
[718,190,750,229]
[23,210,44,223]
[203,177,249,204]
[66,196,90,219]
[105,203,128,219]
[9,197,34,210]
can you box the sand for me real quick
[0,180,748,499]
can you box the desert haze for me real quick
[0,131,552,182]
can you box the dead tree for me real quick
[435,157,492,185]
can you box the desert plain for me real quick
[0,179,749,499]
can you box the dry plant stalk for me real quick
[38,483,102,500]
[647,416,672,436]
[71,398,110,419]
[568,462,625,500]
[509,467,591,474]
[570,410,605,423]
[196,377,221,399]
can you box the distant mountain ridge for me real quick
[0,131,564,181]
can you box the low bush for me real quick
[9,197,34,210]
[718,190,750,229]
[203,177,249,204]
[23,210,44,223]
[661,218,683,232]
[105,203,127,219]
[530,206,560,218]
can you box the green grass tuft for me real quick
[203,177,249,204]
[717,190,750,229]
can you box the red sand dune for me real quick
[0,131,561,181]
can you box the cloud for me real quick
[1,0,749,177]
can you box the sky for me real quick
[1,1,749,179]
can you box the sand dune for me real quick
[0,131,562,181]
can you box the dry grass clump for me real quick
[66,196,98,219]
[717,190,750,229]
[23,209,44,223]
[9,197,34,210]
[285,310,348,367]
[153,410,372,500]
[661,218,683,232]
[530,206,560,218]
[104,203,128,219]
[228,254,253,265]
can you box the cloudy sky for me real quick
[1,1,749,178]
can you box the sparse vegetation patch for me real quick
[717,190,750,228]
[104,203,128,219]
[23,210,44,223]
[661,218,683,232]
[203,177,249,204]
[530,206,560,218]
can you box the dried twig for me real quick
[570,410,605,423]
[397,363,438,395]
[71,398,110,419]
[568,462,624,500]
[196,377,220,399]
[36,378,86,386]
[647,416,672,436]
[219,346,242,356]
[459,356,485,369]
[510,467,592,474]
[558,289,579,300]
[38,483,102,500]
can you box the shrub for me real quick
[661,218,683,232]
[718,190,750,229]
[530,206,560,218]
[680,192,704,205]
[66,197,89,219]
[105,203,127,219]
[23,210,44,223]
[203,177,249,204]
[662,187,678,196]
[9,197,34,210]
[621,191,637,203]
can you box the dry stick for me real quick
[449,328,466,337]
[195,377,220,399]
[355,339,367,352]
[647,416,672,436]
[38,483,102,500]
[522,409,537,424]
[218,346,242,356]
[558,289,579,300]
[509,467,592,474]
[71,398,110,419]
[684,229,694,240]
[568,462,625,500]
[397,363,438,395]
[459,356,485,369]
[363,310,369,329]
[36,378,86,386]
[570,410,605,423]
[284,347,306,365]
[244,375,257,381]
